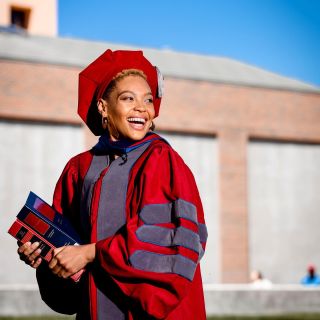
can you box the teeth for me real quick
[127,117,146,124]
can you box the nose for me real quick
[134,99,146,112]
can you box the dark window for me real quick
[10,6,31,29]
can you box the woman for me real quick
[17,49,208,319]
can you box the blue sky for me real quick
[58,0,320,87]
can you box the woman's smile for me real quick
[127,117,147,130]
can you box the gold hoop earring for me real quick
[150,121,155,131]
[102,116,108,129]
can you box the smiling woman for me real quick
[16,49,208,319]
[97,70,155,142]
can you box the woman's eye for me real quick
[121,96,134,101]
[146,97,153,103]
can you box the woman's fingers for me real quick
[27,247,42,264]
[30,257,42,269]
[17,241,31,255]
[48,246,64,269]
[48,247,67,277]
[17,242,42,268]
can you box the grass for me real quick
[207,316,320,320]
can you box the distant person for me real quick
[250,270,272,288]
[301,264,320,286]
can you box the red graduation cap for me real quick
[78,49,163,135]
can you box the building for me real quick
[0,0,57,36]
[1,0,320,316]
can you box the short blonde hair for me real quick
[102,69,147,100]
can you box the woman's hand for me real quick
[17,241,42,269]
[48,243,96,279]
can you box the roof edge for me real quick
[0,32,319,93]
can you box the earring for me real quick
[150,121,155,131]
[102,116,108,129]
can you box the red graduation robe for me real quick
[37,134,208,320]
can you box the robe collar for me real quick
[93,131,160,156]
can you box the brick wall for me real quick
[0,60,79,123]
[1,59,320,282]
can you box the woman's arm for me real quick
[95,143,208,319]
[48,243,95,278]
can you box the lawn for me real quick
[207,316,320,320]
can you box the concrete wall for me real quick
[161,132,219,283]
[204,284,320,316]
[1,285,320,317]
[0,121,84,286]
[248,140,320,283]
[0,285,66,317]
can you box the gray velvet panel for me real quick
[80,154,109,241]
[139,198,198,224]
[130,250,196,281]
[174,199,198,223]
[96,143,151,320]
[136,225,201,253]
[139,202,173,224]
[199,223,208,243]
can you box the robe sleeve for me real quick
[95,143,208,319]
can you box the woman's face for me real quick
[99,75,155,141]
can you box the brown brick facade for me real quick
[0,60,79,124]
[1,59,320,282]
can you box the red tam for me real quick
[78,49,163,136]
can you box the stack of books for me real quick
[8,191,84,282]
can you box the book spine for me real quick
[17,207,78,248]
[8,219,53,262]
[8,219,84,282]
[26,192,81,244]
[27,204,79,243]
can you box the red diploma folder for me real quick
[8,191,84,282]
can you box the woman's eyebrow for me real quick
[118,90,153,96]
[118,90,133,95]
